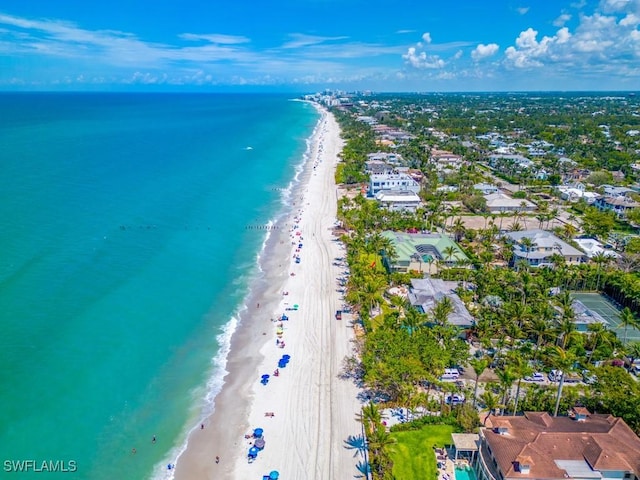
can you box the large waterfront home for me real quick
[408,278,474,328]
[506,229,586,267]
[375,190,422,212]
[380,231,468,273]
[476,409,640,480]
[368,172,421,197]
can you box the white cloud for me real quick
[179,33,250,44]
[472,43,499,61]
[280,33,349,49]
[421,32,432,43]
[517,7,530,15]
[402,46,445,69]
[553,13,572,27]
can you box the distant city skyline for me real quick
[0,0,639,91]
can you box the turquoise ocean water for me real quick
[0,93,318,479]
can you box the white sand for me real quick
[173,106,363,479]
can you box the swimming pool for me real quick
[455,465,477,480]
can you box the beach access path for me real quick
[173,107,363,479]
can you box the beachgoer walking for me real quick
[152,435,156,444]
[215,456,220,464]
[201,423,204,430]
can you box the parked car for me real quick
[440,368,460,381]
[445,394,466,405]
[524,372,545,382]
[581,370,597,385]
[548,370,563,382]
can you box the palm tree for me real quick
[442,245,458,266]
[591,251,612,291]
[469,357,489,407]
[619,307,640,345]
[480,390,499,424]
[432,297,454,326]
[547,346,576,417]
[510,355,533,415]
[495,367,517,414]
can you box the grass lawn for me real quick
[388,424,456,480]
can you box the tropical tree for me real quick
[480,390,499,424]
[591,251,613,291]
[509,354,534,415]
[547,346,577,417]
[469,357,489,407]
[619,307,640,345]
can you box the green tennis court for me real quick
[572,292,640,343]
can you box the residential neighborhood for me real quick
[308,90,640,480]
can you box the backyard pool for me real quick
[455,465,477,480]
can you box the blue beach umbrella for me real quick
[269,471,280,479]
[253,428,264,437]
[261,374,270,379]
[282,355,290,360]
[248,446,259,456]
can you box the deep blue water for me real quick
[0,93,318,479]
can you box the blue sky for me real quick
[0,0,639,91]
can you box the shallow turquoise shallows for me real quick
[0,93,318,479]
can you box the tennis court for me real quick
[572,292,640,343]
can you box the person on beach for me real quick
[152,435,156,444]
[215,456,220,464]
[201,423,204,430]
[131,448,137,455]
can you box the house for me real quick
[408,278,474,328]
[369,172,421,197]
[366,151,404,166]
[474,183,500,195]
[488,153,533,170]
[573,238,619,259]
[476,409,640,480]
[602,185,635,197]
[484,193,536,213]
[430,149,464,171]
[375,190,422,212]
[380,231,469,273]
[365,160,395,175]
[556,184,600,203]
[594,195,640,219]
[506,229,586,267]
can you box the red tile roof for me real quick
[482,412,640,479]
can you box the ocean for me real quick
[0,93,319,479]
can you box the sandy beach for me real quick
[173,106,362,479]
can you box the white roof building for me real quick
[375,190,422,212]
[474,183,500,195]
[369,172,421,196]
[573,238,619,259]
[484,193,536,213]
[557,185,600,203]
[506,229,586,267]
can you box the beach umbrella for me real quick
[261,374,270,379]
[254,437,265,449]
[282,354,290,360]
[269,471,280,479]
[253,428,264,437]
[293,304,299,309]
[248,446,259,456]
